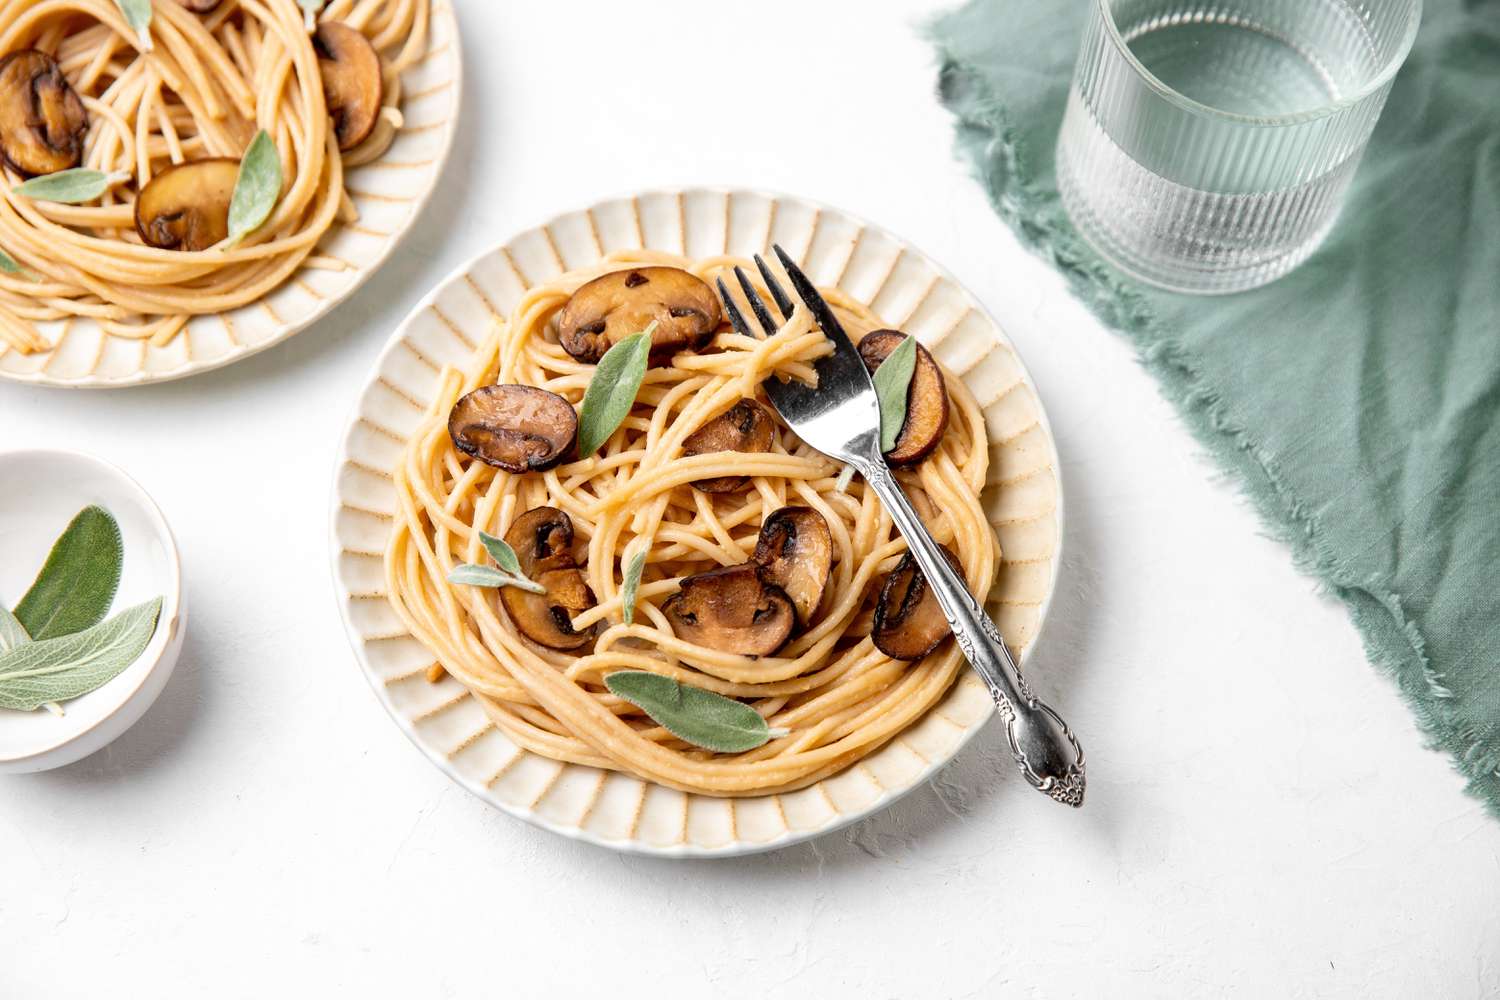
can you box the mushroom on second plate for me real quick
[858,330,950,466]
[314,22,384,151]
[0,50,88,177]
[871,545,964,660]
[499,507,597,651]
[134,159,240,251]
[754,506,832,626]
[447,384,577,473]
[557,266,722,365]
[681,398,776,493]
[663,564,795,656]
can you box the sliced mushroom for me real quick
[557,267,721,365]
[681,398,775,493]
[314,22,384,151]
[858,330,950,466]
[499,507,597,651]
[134,158,239,251]
[753,506,832,626]
[0,50,87,177]
[173,0,221,11]
[663,564,795,656]
[872,545,964,660]
[447,385,577,473]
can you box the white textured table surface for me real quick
[2,3,1497,997]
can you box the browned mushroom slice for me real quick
[681,398,775,493]
[872,545,964,660]
[753,506,832,626]
[134,159,240,251]
[314,22,384,151]
[0,50,87,177]
[663,564,795,656]
[499,507,597,651]
[556,267,722,365]
[858,330,950,466]
[447,385,577,473]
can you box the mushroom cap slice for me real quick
[499,507,597,651]
[753,506,832,626]
[134,158,240,251]
[314,22,384,151]
[872,545,964,660]
[557,267,722,365]
[448,384,577,473]
[681,398,776,493]
[858,330,950,466]
[0,50,87,177]
[663,564,795,657]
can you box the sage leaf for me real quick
[298,0,325,30]
[576,324,655,457]
[0,248,22,274]
[871,333,918,452]
[478,531,521,575]
[13,169,127,205]
[15,506,122,641]
[0,607,30,653]
[447,564,547,595]
[620,549,646,626]
[0,597,162,712]
[224,130,283,248]
[114,0,152,50]
[605,670,779,753]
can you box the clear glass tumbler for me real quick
[1056,0,1422,294]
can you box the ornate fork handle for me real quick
[856,457,1086,806]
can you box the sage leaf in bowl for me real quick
[605,670,785,753]
[0,597,162,712]
[14,505,122,641]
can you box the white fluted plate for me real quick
[330,189,1064,856]
[0,2,462,389]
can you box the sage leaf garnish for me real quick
[0,598,162,712]
[298,0,325,31]
[114,0,153,51]
[0,248,22,274]
[576,324,655,457]
[871,334,918,452]
[604,670,785,753]
[13,169,129,205]
[620,549,646,626]
[478,531,522,575]
[0,607,30,653]
[15,506,122,642]
[447,564,547,595]
[223,130,283,248]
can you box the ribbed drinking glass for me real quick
[1057,0,1422,294]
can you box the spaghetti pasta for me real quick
[385,250,1003,796]
[0,0,428,353]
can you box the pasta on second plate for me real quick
[385,250,1001,796]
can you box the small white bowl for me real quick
[0,450,185,772]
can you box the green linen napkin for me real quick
[929,0,1500,813]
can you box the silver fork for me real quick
[716,246,1086,807]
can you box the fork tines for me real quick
[716,245,853,347]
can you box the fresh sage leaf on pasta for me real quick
[620,549,646,626]
[0,597,162,712]
[0,249,23,274]
[15,506,123,642]
[576,324,655,457]
[0,607,30,653]
[871,333,918,452]
[478,531,522,575]
[13,169,127,205]
[447,564,547,595]
[298,0,326,31]
[604,670,785,753]
[114,0,153,51]
[223,130,283,248]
